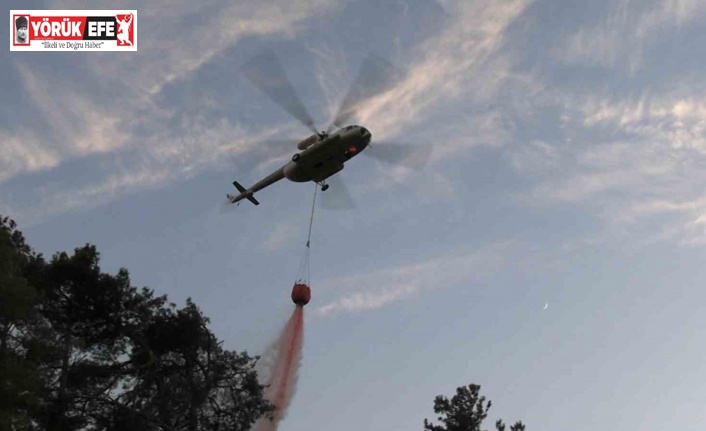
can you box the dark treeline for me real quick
[1,215,526,431]
[0,216,273,431]
[423,384,526,431]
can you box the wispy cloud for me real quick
[506,140,561,178]
[317,283,418,317]
[303,0,531,199]
[52,0,337,96]
[314,241,514,317]
[260,218,301,252]
[580,96,706,152]
[31,169,174,221]
[635,0,706,38]
[561,0,706,71]
[2,0,336,223]
[511,91,706,246]
[312,0,530,150]
[19,64,128,157]
[561,0,640,71]
[2,118,280,225]
[0,129,59,183]
[356,0,530,144]
[3,0,533,224]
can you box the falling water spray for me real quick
[251,305,305,431]
[252,187,316,430]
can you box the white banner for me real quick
[10,10,137,51]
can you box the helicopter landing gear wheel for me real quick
[292,153,300,162]
[316,179,329,191]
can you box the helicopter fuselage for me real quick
[226,125,371,205]
[284,125,371,182]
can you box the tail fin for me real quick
[232,181,260,205]
[232,181,247,193]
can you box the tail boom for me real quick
[227,168,285,206]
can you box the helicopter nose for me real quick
[360,127,371,140]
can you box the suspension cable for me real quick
[306,185,317,283]
[296,185,318,284]
[306,185,318,249]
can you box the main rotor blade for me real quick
[363,142,431,169]
[242,50,318,134]
[327,54,402,132]
[223,138,300,173]
[320,174,357,210]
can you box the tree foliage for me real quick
[0,216,43,430]
[3,214,531,431]
[424,384,526,431]
[0,216,272,430]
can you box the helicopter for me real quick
[228,126,371,205]
[227,50,429,207]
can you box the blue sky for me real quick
[3,0,706,430]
